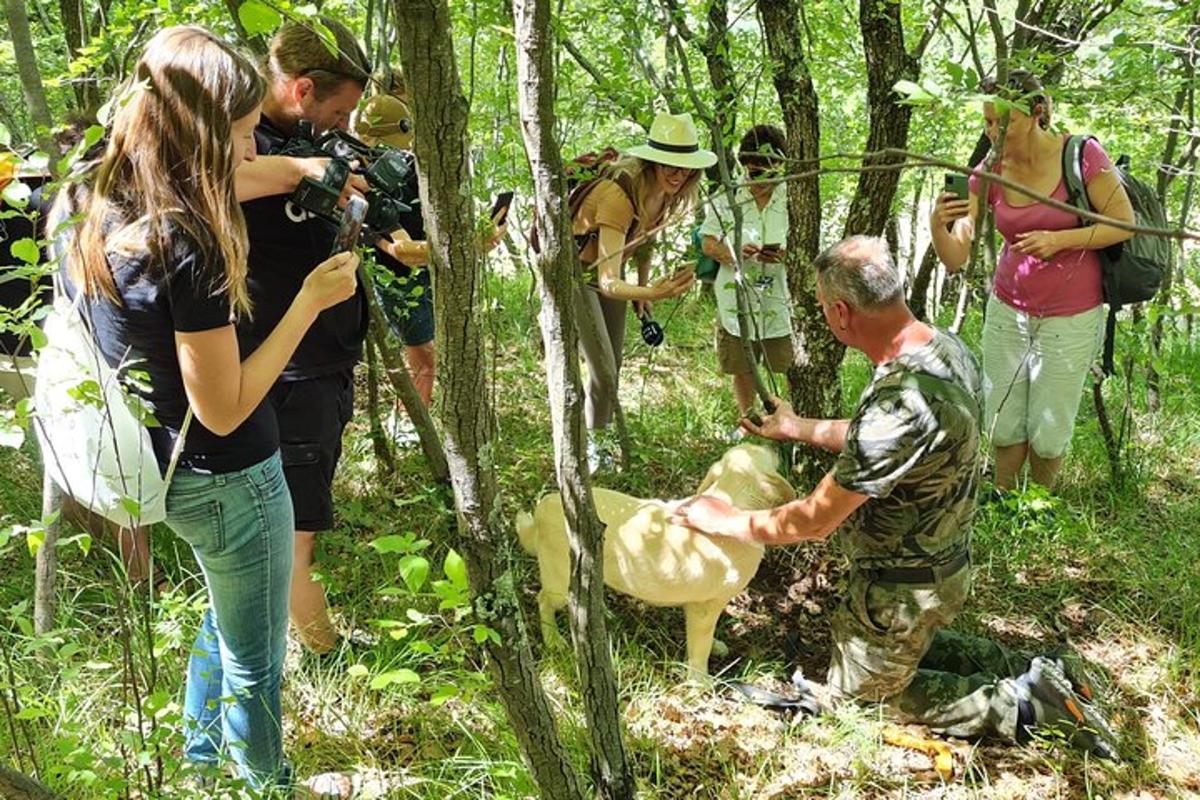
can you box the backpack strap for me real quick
[1061,134,1094,225]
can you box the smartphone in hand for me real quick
[332,195,368,255]
[490,191,514,226]
[944,173,969,200]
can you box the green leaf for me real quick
[0,123,10,147]
[9,238,38,265]
[26,528,45,557]
[120,497,142,519]
[429,684,458,706]
[15,706,50,720]
[238,0,282,36]
[347,663,369,678]
[369,533,420,554]
[2,179,31,208]
[369,668,420,689]
[444,549,468,590]
[398,555,430,592]
[893,80,936,104]
[0,409,24,449]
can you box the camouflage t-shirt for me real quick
[832,330,983,568]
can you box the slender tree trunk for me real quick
[1147,20,1198,412]
[392,4,586,798]
[365,292,449,484]
[364,335,396,475]
[513,3,635,797]
[759,0,844,455]
[2,0,59,167]
[908,243,939,321]
[842,0,917,238]
[33,473,61,635]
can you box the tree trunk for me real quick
[56,0,100,114]
[364,335,396,475]
[908,243,938,321]
[2,0,59,167]
[0,764,59,800]
[759,0,845,448]
[842,0,917,238]
[513,3,635,798]
[364,292,449,484]
[33,472,61,635]
[391,4,587,799]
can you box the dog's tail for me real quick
[515,510,538,555]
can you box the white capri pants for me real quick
[981,295,1104,459]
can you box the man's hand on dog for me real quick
[671,496,752,541]
[742,396,805,441]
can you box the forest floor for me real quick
[1,277,1198,798]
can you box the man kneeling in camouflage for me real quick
[677,235,1118,758]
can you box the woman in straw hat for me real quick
[573,111,714,470]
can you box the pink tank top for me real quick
[969,136,1114,317]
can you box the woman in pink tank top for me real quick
[929,71,1134,491]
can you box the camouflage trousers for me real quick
[827,565,1031,741]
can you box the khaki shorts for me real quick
[716,328,792,375]
[981,295,1103,459]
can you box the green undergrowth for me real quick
[0,273,1197,798]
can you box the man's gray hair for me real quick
[813,235,903,310]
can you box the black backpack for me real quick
[1061,135,1172,374]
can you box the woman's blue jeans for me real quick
[167,452,294,791]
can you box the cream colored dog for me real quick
[516,443,796,678]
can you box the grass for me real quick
[1,272,1198,798]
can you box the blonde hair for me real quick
[602,155,701,236]
[266,18,370,99]
[66,26,265,317]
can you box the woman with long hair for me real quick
[930,70,1133,490]
[59,27,358,793]
[572,111,713,469]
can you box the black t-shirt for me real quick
[373,150,426,280]
[1,177,53,357]
[71,224,278,474]
[241,115,367,381]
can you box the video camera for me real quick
[279,121,412,243]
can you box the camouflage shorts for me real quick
[827,566,972,703]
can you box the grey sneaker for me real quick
[1015,656,1119,760]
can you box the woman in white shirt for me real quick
[700,125,794,437]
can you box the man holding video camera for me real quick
[235,18,371,654]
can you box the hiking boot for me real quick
[1015,656,1119,760]
[1046,644,1097,702]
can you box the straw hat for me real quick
[355,94,414,149]
[627,112,717,170]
